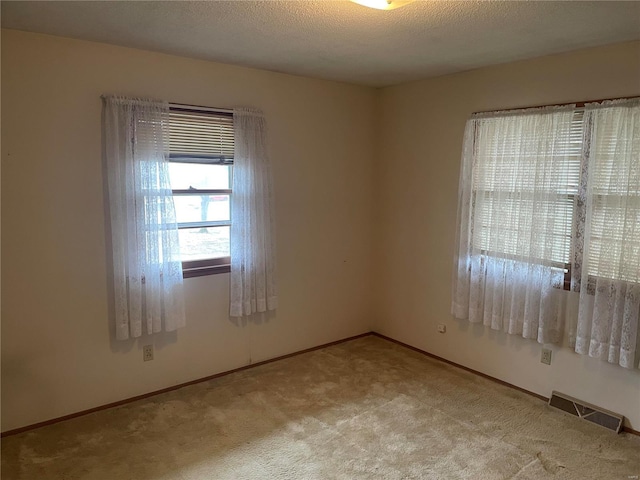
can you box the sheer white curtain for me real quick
[230,108,277,317]
[452,107,578,344]
[574,99,640,368]
[103,96,185,340]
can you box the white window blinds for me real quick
[471,109,583,266]
[584,102,640,283]
[169,109,234,163]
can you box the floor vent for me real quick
[548,391,624,433]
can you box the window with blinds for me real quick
[169,109,234,163]
[471,110,584,272]
[168,106,234,277]
[587,198,640,282]
[585,109,640,283]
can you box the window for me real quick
[468,109,584,291]
[453,98,640,366]
[582,112,640,284]
[466,103,639,291]
[168,106,234,277]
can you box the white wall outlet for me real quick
[143,345,154,362]
[437,324,446,333]
[541,348,552,365]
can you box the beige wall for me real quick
[375,41,640,429]
[1,29,376,432]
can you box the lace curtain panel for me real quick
[452,107,578,344]
[453,99,640,369]
[103,96,186,340]
[230,108,277,317]
[574,99,640,368]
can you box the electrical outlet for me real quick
[143,345,154,362]
[437,324,446,333]
[541,348,552,365]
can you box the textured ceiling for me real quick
[2,1,639,87]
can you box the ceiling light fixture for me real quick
[351,0,414,10]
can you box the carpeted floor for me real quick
[2,335,639,479]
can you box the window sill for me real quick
[182,258,231,278]
[183,264,230,278]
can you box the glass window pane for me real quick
[178,226,230,261]
[169,163,231,190]
[173,195,230,224]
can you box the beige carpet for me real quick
[2,335,639,479]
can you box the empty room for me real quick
[1,1,639,479]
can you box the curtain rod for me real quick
[472,95,639,115]
[169,103,233,115]
[101,95,234,114]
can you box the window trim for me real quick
[168,104,234,278]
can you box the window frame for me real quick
[168,105,234,278]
